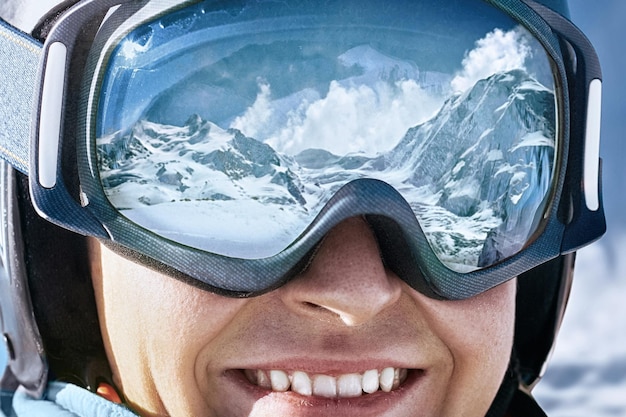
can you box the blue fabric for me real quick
[0,19,41,175]
[2,382,136,417]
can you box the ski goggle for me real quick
[0,0,605,299]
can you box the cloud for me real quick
[231,79,444,157]
[451,27,532,92]
[230,80,274,140]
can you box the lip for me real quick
[220,362,426,416]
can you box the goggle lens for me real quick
[95,0,557,272]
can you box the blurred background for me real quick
[533,1,626,416]
[1,1,624,415]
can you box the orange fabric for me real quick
[96,382,122,404]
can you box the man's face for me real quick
[89,217,516,417]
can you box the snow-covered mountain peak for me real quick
[97,68,556,269]
[338,45,421,80]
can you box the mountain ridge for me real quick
[97,68,555,269]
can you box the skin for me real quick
[89,217,516,417]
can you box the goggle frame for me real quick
[28,0,605,300]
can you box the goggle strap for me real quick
[0,19,42,176]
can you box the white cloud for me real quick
[232,79,444,157]
[451,27,532,93]
[230,81,274,140]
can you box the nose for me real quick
[279,216,403,326]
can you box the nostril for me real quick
[300,301,345,322]
[302,301,323,311]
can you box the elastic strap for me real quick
[0,19,43,175]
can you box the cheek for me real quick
[92,244,248,416]
[96,244,247,342]
[438,281,516,362]
[413,279,517,416]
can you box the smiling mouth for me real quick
[242,368,411,398]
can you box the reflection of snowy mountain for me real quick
[338,45,422,87]
[384,69,555,265]
[98,69,555,268]
[98,114,307,208]
[337,45,451,95]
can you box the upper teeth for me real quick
[244,368,408,398]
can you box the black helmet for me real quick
[0,0,605,415]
